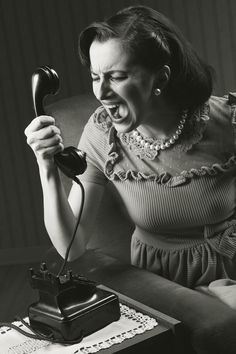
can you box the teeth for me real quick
[105,105,118,109]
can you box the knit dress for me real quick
[78,93,236,288]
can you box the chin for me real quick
[114,121,136,134]
[113,115,137,134]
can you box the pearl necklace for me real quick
[129,110,188,160]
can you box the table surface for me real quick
[0,250,192,353]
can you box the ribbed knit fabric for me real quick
[78,94,236,288]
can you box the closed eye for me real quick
[110,76,127,81]
[91,75,127,81]
[91,75,100,82]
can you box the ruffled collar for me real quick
[92,100,236,187]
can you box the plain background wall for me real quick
[0,0,236,264]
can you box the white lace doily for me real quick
[0,303,158,354]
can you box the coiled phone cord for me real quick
[0,176,85,344]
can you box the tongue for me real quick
[109,106,118,116]
[117,105,128,119]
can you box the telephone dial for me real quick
[27,66,120,344]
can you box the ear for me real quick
[155,65,171,90]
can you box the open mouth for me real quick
[104,105,123,120]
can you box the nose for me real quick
[94,78,112,100]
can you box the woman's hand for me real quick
[24,115,64,170]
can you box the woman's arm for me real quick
[25,115,105,261]
[40,165,105,260]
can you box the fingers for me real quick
[35,143,64,160]
[24,115,64,163]
[26,125,61,145]
[24,115,55,135]
[31,133,63,151]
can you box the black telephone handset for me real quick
[28,66,120,344]
[32,65,87,179]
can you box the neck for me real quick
[137,96,182,140]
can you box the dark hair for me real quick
[79,5,213,111]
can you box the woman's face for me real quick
[89,38,156,133]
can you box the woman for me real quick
[24,6,236,289]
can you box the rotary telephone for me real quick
[27,66,120,344]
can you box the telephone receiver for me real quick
[31,65,87,179]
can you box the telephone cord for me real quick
[57,176,85,276]
[0,316,84,344]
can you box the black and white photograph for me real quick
[0,1,236,353]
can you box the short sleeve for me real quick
[77,108,110,186]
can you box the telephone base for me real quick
[28,263,121,342]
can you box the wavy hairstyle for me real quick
[79,5,213,111]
